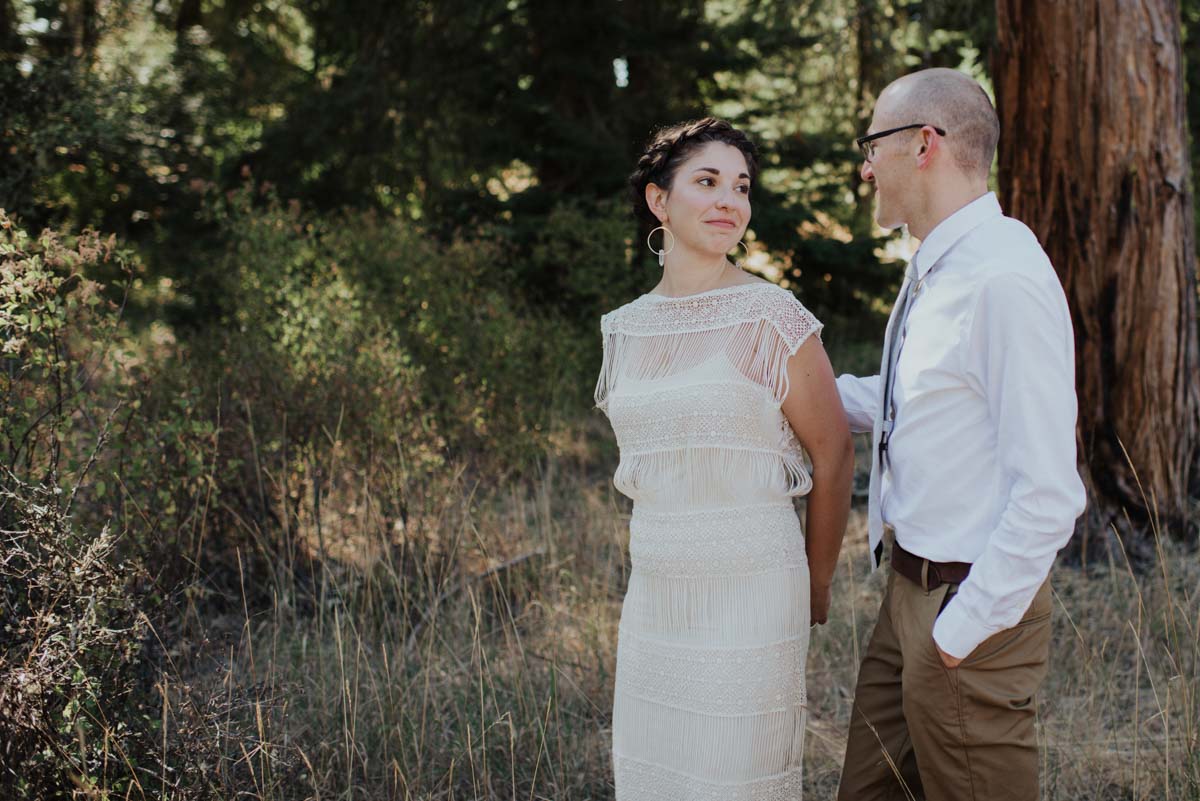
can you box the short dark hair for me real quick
[629,117,759,229]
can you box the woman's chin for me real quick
[703,234,741,255]
[675,241,730,261]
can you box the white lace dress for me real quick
[594,282,823,800]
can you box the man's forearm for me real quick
[835,374,880,434]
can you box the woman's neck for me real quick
[655,248,740,297]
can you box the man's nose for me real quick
[860,160,874,182]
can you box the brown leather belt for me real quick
[891,541,972,591]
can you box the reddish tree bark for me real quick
[993,0,1200,550]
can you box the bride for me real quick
[594,117,854,799]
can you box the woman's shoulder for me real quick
[745,283,823,351]
[599,295,646,334]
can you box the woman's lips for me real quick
[705,220,736,229]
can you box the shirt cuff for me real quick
[932,598,1001,660]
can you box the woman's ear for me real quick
[645,182,668,223]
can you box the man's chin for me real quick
[874,210,905,231]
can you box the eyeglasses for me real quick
[856,124,947,162]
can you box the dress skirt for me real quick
[611,501,810,800]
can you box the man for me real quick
[836,68,1087,801]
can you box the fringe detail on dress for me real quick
[613,446,812,507]
[620,567,811,646]
[595,286,822,413]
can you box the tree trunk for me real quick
[68,0,97,61]
[993,0,1200,553]
[852,0,879,237]
[176,0,203,42]
[0,0,15,54]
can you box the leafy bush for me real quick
[0,212,233,798]
[206,183,591,473]
[0,218,129,485]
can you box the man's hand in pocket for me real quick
[936,643,963,669]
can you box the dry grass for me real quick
[806,509,1200,801]
[184,423,1200,801]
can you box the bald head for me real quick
[877,68,999,180]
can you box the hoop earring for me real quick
[731,240,750,268]
[646,226,675,267]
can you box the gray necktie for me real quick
[867,257,920,568]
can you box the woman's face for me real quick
[649,141,752,259]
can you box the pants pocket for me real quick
[961,580,1052,668]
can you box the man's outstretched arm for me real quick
[835,374,880,434]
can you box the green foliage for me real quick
[0,15,193,241]
[0,213,130,485]
[525,197,646,321]
[90,182,593,582]
[0,211,211,577]
[299,193,592,464]
[6,0,980,330]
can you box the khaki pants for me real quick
[837,559,1053,801]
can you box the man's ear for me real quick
[915,126,940,169]
[645,182,668,223]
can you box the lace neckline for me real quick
[639,282,778,303]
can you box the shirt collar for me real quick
[911,191,1002,278]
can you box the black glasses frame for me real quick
[856,124,947,162]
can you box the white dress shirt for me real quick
[837,192,1087,659]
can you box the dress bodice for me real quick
[595,283,823,511]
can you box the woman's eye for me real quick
[698,177,715,186]
[737,185,750,194]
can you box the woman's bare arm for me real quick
[781,336,855,624]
